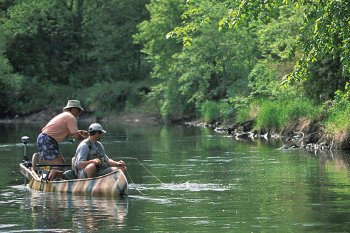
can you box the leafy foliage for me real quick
[255,98,320,132]
[200,100,231,123]
[0,0,151,116]
[324,83,350,134]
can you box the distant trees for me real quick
[0,0,150,117]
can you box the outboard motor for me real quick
[21,136,32,168]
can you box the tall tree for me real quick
[134,0,185,120]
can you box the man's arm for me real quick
[72,130,88,140]
[108,159,126,168]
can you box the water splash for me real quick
[129,182,230,192]
[159,182,230,192]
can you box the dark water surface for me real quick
[1,122,350,232]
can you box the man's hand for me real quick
[79,130,89,138]
[116,160,126,167]
[91,158,101,165]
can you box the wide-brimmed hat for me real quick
[63,100,84,111]
[88,123,106,134]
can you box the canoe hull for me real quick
[20,163,128,197]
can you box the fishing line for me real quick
[118,157,165,196]
[121,157,164,185]
[121,157,165,195]
[124,171,145,196]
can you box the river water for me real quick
[0,121,350,232]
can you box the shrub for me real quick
[254,98,320,132]
[200,101,220,123]
[200,100,233,123]
[79,81,151,117]
[255,101,283,131]
[13,78,77,116]
[324,87,350,135]
[87,81,130,114]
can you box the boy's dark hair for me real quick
[88,130,98,136]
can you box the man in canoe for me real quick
[36,100,89,180]
[74,123,126,178]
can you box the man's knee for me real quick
[84,164,97,178]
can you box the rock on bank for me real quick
[185,117,350,152]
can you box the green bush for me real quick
[324,87,350,134]
[200,101,219,123]
[79,81,151,117]
[200,101,233,123]
[234,97,258,123]
[87,81,130,114]
[255,101,283,131]
[325,107,350,135]
[13,78,77,115]
[254,98,320,132]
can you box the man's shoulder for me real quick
[52,111,75,122]
[78,139,90,148]
[96,141,103,146]
[62,111,76,119]
[96,141,104,149]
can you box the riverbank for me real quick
[2,108,349,153]
[185,117,350,153]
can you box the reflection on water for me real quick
[1,186,128,232]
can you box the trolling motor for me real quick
[21,136,32,168]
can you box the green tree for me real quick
[3,1,84,84]
[170,16,258,120]
[173,0,350,104]
[134,0,185,120]
[76,0,151,86]
[0,0,151,116]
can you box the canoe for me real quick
[19,155,128,197]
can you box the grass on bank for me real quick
[323,89,350,137]
[253,98,321,132]
[200,98,322,133]
[325,108,350,135]
[234,96,350,137]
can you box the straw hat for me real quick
[63,100,84,111]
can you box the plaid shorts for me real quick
[37,133,61,160]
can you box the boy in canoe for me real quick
[74,123,126,178]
